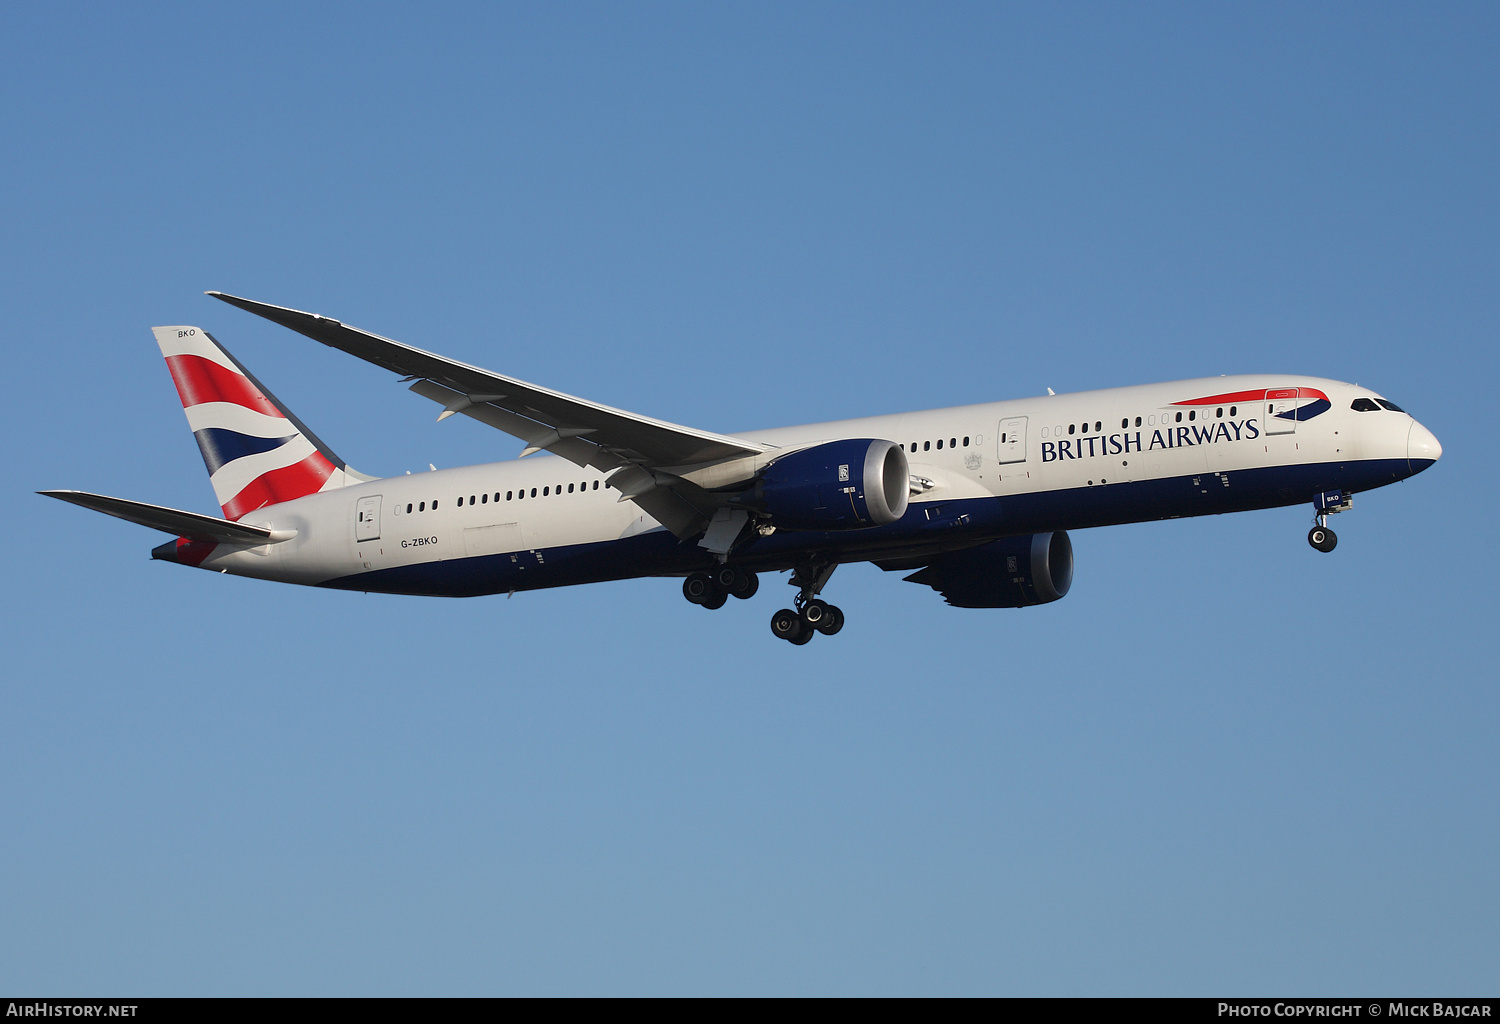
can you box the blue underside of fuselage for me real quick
[318,458,1431,598]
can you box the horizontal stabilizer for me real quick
[38,490,278,544]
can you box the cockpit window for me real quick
[1377,399,1405,413]
[1351,398,1381,412]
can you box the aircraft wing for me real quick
[208,292,773,537]
[39,490,277,544]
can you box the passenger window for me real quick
[543,486,549,496]
[1069,424,1076,435]
[1094,421,1101,432]
[406,503,413,514]
[1134,416,1142,427]
[1351,398,1381,412]
[950,438,956,448]
[1230,406,1237,417]
[568,483,575,493]
[481,493,487,503]
[1377,400,1405,413]
[433,500,439,509]
[1121,418,1128,429]
[1189,410,1196,421]
[530,488,537,498]
[936,439,943,449]
[924,441,931,451]
[593,480,599,490]
[506,491,513,501]
[1080,422,1087,433]
[517,490,524,500]
[1215,408,1223,418]
[470,495,476,504]
[1001,432,1007,443]
[419,502,425,511]
[1175,412,1183,422]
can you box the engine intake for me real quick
[903,531,1074,608]
[751,439,909,530]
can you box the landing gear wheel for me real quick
[701,592,728,610]
[714,567,760,600]
[731,571,759,600]
[683,572,715,604]
[788,629,814,645]
[1308,526,1337,553]
[771,608,806,642]
[801,599,831,629]
[814,604,844,636]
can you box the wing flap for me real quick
[39,490,278,544]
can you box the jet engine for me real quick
[903,531,1074,608]
[748,438,909,530]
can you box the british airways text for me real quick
[1041,418,1262,463]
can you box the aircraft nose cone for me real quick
[1408,421,1442,471]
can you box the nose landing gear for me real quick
[1308,524,1337,553]
[1307,490,1351,553]
[770,563,844,645]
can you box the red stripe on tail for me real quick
[164,354,283,417]
[220,451,337,520]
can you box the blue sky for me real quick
[2,2,1495,995]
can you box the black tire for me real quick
[683,572,715,604]
[789,629,814,645]
[731,571,760,600]
[701,592,727,610]
[714,567,740,591]
[801,599,829,628]
[815,604,844,636]
[771,608,803,640]
[1308,527,1338,553]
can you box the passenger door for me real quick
[355,495,381,541]
[1265,389,1298,435]
[997,416,1028,464]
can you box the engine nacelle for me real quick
[903,531,1074,608]
[751,438,909,530]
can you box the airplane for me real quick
[42,292,1443,644]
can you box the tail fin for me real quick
[152,326,373,520]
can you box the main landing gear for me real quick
[683,567,759,610]
[1308,490,1352,553]
[770,563,844,645]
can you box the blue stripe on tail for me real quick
[193,427,295,475]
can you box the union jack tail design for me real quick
[152,326,371,521]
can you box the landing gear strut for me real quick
[770,563,844,644]
[683,567,759,609]
[1308,490,1351,553]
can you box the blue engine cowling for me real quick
[903,531,1074,608]
[752,438,910,530]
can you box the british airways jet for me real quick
[43,293,1442,644]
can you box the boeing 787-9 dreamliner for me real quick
[42,293,1442,644]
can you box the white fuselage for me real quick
[184,374,1439,596]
